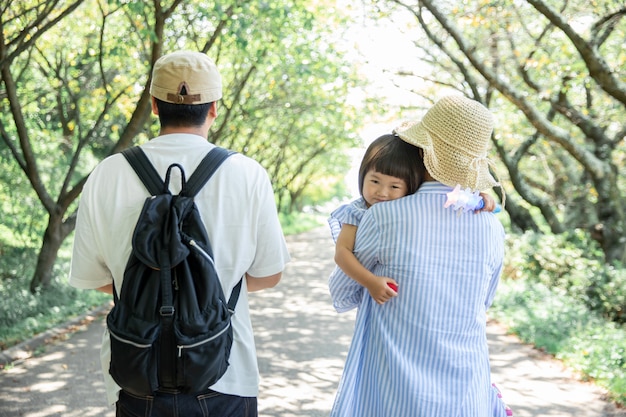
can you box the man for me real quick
[69,51,290,416]
[328,95,511,416]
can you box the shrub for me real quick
[504,231,626,324]
[0,248,109,350]
[491,279,626,405]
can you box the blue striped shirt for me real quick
[329,182,508,417]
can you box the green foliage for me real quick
[0,151,47,248]
[379,0,626,262]
[503,230,626,323]
[564,325,626,406]
[491,279,626,405]
[0,241,37,283]
[201,1,362,212]
[278,211,326,236]
[1,0,362,291]
[495,230,626,404]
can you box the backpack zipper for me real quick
[182,239,230,357]
[176,321,231,357]
[188,239,216,269]
[110,330,152,349]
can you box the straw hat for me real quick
[395,95,500,192]
[150,51,222,105]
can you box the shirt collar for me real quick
[151,133,209,145]
[417,181,453,195]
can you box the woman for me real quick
[328,95,511,417]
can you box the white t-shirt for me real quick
[69,134,291,404]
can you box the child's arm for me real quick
[335,224,398,305]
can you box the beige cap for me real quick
[150,51,222,105]
[395,95,500,192]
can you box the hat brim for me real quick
[396,121,498,191]
[395,120,430,149]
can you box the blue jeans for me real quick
[116,389,258,417]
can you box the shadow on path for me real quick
[0,227,623,417]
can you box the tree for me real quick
[0,0,361,292]
[380,0,625,263]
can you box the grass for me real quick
[0,274,110,351]
[0,242,111,351]
[490,279,626,406]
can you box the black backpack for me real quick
[106,146,242,396]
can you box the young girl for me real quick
[329,133,497,305]
[329,134,424,304]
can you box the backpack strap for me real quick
[121,147,165,195]
[184,147,235,198]
[186,147,243,313]
[123,145,242,310]
[122,146,235,197]
[227,279,243,313]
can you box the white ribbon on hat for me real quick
[469,155,505,206]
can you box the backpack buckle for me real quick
[160,306,175,316]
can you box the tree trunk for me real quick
[29,213,74,293]
[593,170,626,264]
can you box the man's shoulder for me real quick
[85,152,130,185]
[217,152,269,181]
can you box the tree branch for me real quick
[416,0,609,180]
[526,0,626,106]
[0,1,86,70]
[1,62,55,211]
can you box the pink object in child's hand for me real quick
[387,283,398,292]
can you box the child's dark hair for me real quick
[358,134,426,196]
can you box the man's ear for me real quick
[209,101,218,118]
[151,97,159,115]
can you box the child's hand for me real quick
[366,276,398,305]
[477,192,496,212]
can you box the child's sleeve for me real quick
[328,199,367,243]
[328,265,364,313]
[328,199,368,311]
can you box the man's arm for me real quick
[246,272,282,292]
[96,284,113,294]
[97,274,280,295]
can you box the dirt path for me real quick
[1,227,623,416]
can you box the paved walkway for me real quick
[1,227,624,417]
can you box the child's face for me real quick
[362,170,408,208]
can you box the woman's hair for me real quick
[358,134,426,196]
[155,99,212,128]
